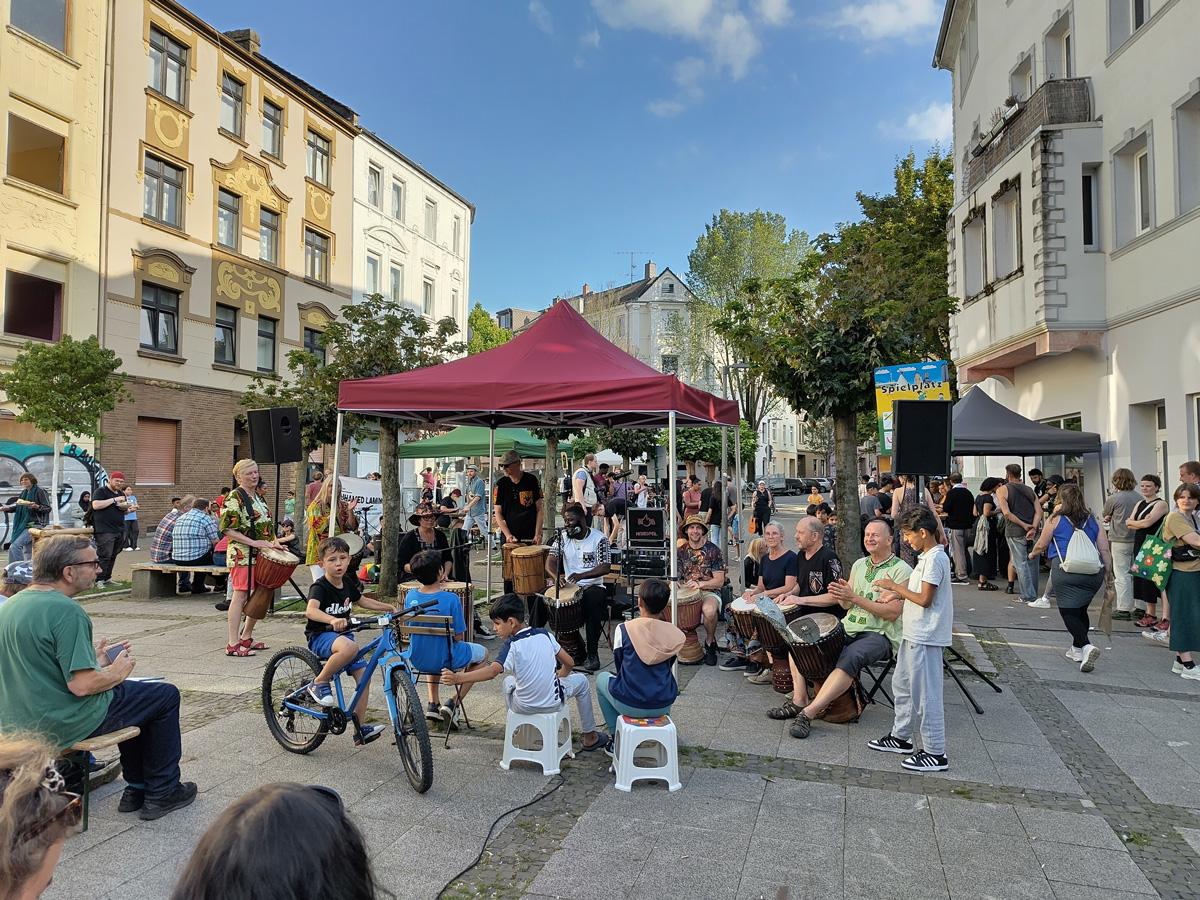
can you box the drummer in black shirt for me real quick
[493,449,544,591]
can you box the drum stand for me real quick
[942,646,1002,715]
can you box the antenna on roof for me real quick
[613,250,651,283]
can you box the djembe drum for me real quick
[727,597,760,653]
[784,613,859,723]
[543,582,585,662]
[511,545,549,596]
[670,586,705,664]
[751,601,808,693]
[244,547,300,619]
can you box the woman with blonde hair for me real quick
[219,459,287,657]
[0,733,79,899]
[304,477,358,580]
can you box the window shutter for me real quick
[136,417,178,485]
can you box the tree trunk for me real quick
[378,420,401,599]
[543,437,559,543]
[833,412,862,568]
[50,431,62,526]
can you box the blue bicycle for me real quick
[261,600,438,793]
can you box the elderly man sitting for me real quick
[0,535,196,820]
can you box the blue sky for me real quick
[187,0,950,312]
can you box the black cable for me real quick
[435,773,566,899]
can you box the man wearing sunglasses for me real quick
[0,535,196,821]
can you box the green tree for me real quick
[467,302,511,354]
[717,150,956,565]
[659,422,758,475]
[529,427,575,541]
[592,427,659,470]
[568,432,599,459]
[0,336,129,525]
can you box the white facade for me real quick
[758,411,827,478]
[938,0,1200,504]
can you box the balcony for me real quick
[964,78,1093,195]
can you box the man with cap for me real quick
[462,462,488,536]
[0,559,32,607]
[494,449,544,591]
[678,514,725,666]
[90,472,129,587]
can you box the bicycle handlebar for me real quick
[347,597,441,630]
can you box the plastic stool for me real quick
[500,707,574,775]
[612,714,681,792]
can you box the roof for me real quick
[951,389,1101,456]
[251,51,357,124]
[360,128,476,221]
[562,267,692,317]
[337,300,739,428]
[932,0,958,69]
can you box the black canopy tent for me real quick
[951,389,1102,457]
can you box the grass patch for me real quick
[1121,831,1150,847]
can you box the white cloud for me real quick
[647,98,688,117]
[579,28,602,48]
[710,12,760,78]
[833,0,941,42]
[593,0,714,37]
[882,100,953,142]
[528,0,554,34]
[755,0,792,26]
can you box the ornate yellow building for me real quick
[99,2,357,516]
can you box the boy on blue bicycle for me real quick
[305,536,398,745]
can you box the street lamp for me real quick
[720,363,750,563]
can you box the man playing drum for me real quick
[546,503,611,673]
[494,450,544,593]
[785,519,913,738]
[677,515,725,667]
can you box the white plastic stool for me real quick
[612,714,681,792]
[499,707,574,775]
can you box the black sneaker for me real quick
[951,576,970,584]
[719,655,749,671]
[901,750,949,772]
[868,733,914,754]
[743,661,763,677]
[602,736,615,759]
[703,643,718,666]
[1005,582,1015,595]
[580,655,601,673]
[214,600,230,612]
[439,699,456,727]
[789,712,813,740]
[424,702,441,721]
[117,787,144,812]
[139,782,197,820]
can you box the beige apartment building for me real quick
[98,2,357,518]
[0,0,107,510]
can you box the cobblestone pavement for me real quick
[40,537,1200,899]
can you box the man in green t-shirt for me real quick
[787,519,913,740]
[0,535,196,820]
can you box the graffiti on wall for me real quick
[0,441,110,545]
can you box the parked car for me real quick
[764,475,789,496]
[814,478,833,493]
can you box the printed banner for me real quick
[873,361,951,456]
[339,476,382,536]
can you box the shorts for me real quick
[460,642,487,666]
[605,497,627,518]
[834,631,892,679]
[308,631,368,673]
[230,564,253,592]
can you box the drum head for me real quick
[337,532,364,556]
[512,545,548,558]
[730,597,757,613]
[788,612,840,645]
[260,547,299,565]
[676,586,700,602]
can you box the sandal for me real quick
[978,581,998,591]
[767,700,801,720]
[1135,614,1158,628]
[240,637,267,651]
[225,642,255,657]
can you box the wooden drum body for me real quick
[400,580,474,642]
[543,583,584,662]
[786,613,847,682]
[246,548,300,619]
[502,542,519,582]
[671,586,705,664]
[752,602,807,694]
[728,598,759,645]
[511,544,549,596]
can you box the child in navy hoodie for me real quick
[595,578,686,756]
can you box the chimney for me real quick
[581,283,591,296]
[644,260,657,280]
[223,28,261,55]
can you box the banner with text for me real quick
[339,476,382,536]
[873,361,951,457]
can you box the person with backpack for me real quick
[1028,483,1108,673]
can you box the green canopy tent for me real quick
[391,425,572,459]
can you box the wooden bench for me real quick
[66,727,140,830]
[131,564,229,600]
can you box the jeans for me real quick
[948,528,971,578]
[1007,536,1038,602]
[89,680,183,799]
[594,671,672,734]
[1111,541,1135,612]
[95,531,123,583]
[890,640,946,755]
[172,550,214,593]
[7,528,33,561]
[124,520,139,550]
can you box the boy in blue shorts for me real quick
[305,536,399,745]
[404,549,487,727]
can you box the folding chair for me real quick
[861,656,895,709]
[399,614,473,748]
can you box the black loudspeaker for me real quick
[246,407,303,466]
[892,399,953,476]
[626,507,666,546]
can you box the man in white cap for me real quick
[462,462,488,537]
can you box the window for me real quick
[992,183,1021,279]
[306,130,330,185]
[1063,32,1073,78]
[424,199,437,240]
[1176,91,1200,215]
[367,165,382,208]
[1082,167,1100,250]
[389,264,403,302]
[11,0,66,52]
[1045,12,1072,80]
[422,277,434,315]
[220,74,244,137]
[451,288,459,315]
[136,418,179,485]
[1109,0,1150,50]
[149,27,188,104]
[257,316,276,372]
[661,354,678,375]
[3,271,62,341]
[259,208,279,264]
[140,283,179,353]
[143,154,184,227]
[216,189,240,250]
[1114,132,1153,246]
[366,253,380,295]
[214,303,237,365]
[391,179,405,221]
[1134,149,1152,235]
[304,228,329,282]
[663,281,675,294]
[262,100,283,157]
[1034,415,1086,492]
[452,215,462,254]
[5,116,65,195]
[962,211,986,298]
[1009,54,1033,101]
[303,327,326,365]
[1133,0,1148,29]
[955,1,979,104]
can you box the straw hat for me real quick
[683,514,707,531]
[408,502,437,526]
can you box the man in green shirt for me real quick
[788,519,913,739]
[0,535,196,820]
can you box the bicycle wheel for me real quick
[262,647,329,754]
[389,669,433,793]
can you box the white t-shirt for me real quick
[574,468,597,506]
[635,483,649,508]
[902,545,954,647]
[498,627,562,709]
[549,528,610,587]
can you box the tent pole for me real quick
[486,426,495,603]
[720,423,729,568]
[734,421,742,557]
[329,412,344,539]
[668,411,678,678]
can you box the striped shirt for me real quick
[149,509,182,563]
[170,509,219,562]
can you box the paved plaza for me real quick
[45,516,1200,900]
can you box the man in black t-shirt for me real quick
[90,471,129,586]
[494,450,544,592]
[942,473,976,583]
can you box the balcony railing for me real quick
[964,77,1093,194]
